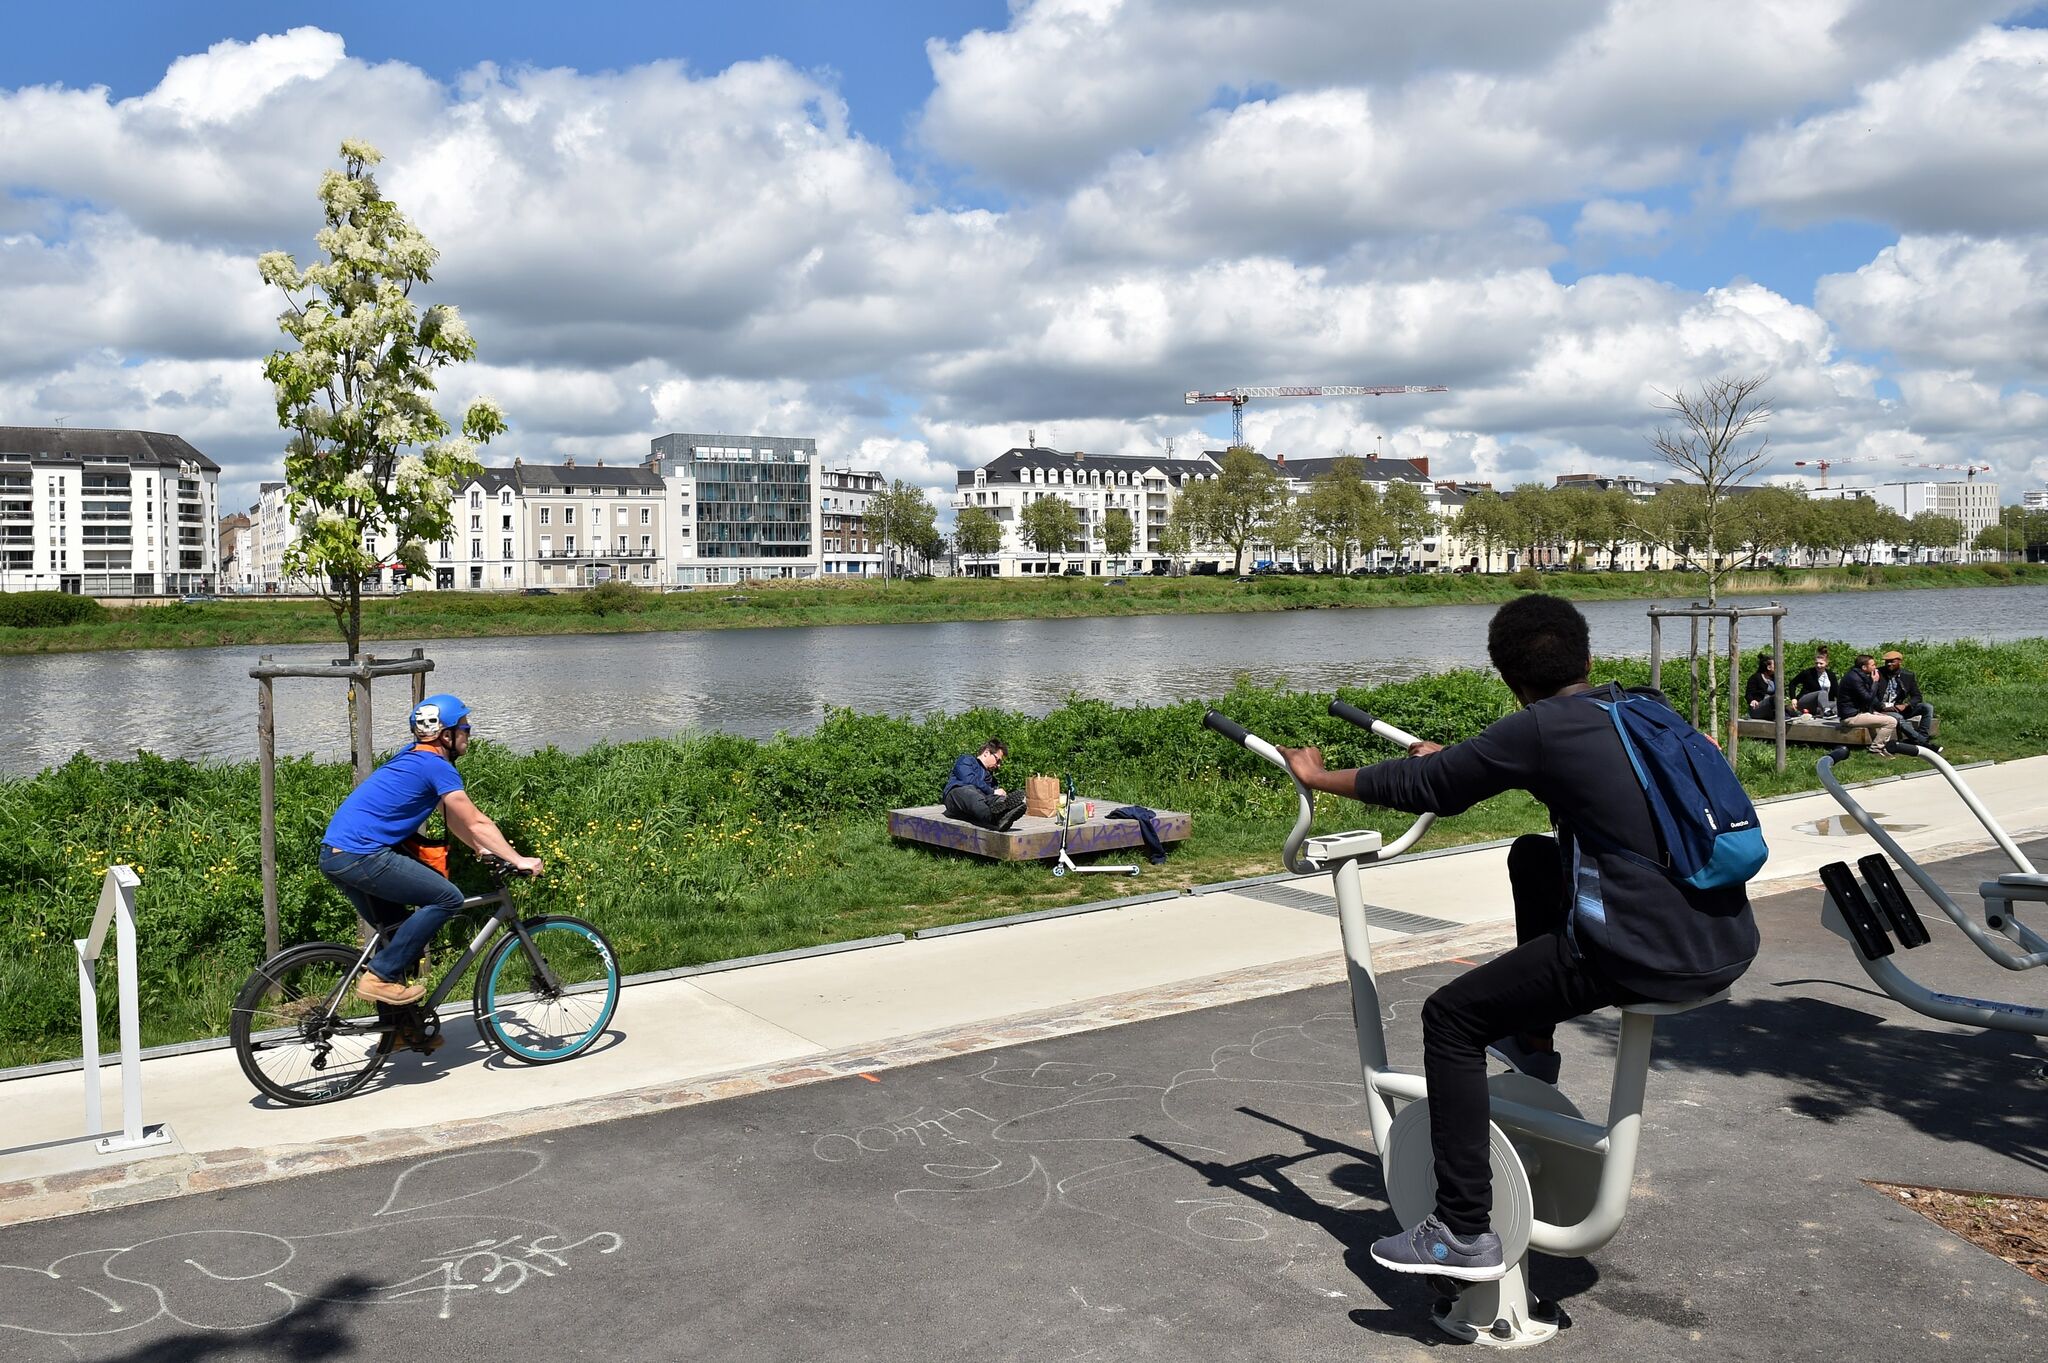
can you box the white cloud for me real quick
[1730,26,2048,232]
[5,12,2048,517]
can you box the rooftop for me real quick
[0,426,219,472]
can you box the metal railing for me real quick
[77,866,172,1153]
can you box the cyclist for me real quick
[319,694,543,1006]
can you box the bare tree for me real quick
[1634,373,1774,735]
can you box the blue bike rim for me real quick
[483,920,618,1060]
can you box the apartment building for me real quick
[646,433,819,585]
[819,467,886,577]
[506,460,665,589]
[218,512,254,591]
[953,446,1223,576]
[0,426,219,595]
[1819,479,2003,563]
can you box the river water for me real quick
[4,584,2043,775]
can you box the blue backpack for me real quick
[1582,687,1767,891]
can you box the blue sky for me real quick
[4,1,2048,510]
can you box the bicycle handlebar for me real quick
[1327,699,1423,751]
[1202,706,1437,873]
[478,853,538,881]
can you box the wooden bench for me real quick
[888,801,1192,863]
[1735,715,1939,747]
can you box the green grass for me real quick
[5,561,2044,656]
[3,635,2044,1069]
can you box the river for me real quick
[4,584,2043,775]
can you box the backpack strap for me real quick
[1568,687,1674,876]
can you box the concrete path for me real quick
[0,843,2041,1360]
[3,755,2044,1226]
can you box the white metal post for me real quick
[76,935,101,1136]
[77,865,171,1154]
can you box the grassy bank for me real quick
[3,635,2043,1070]
[5,562,2045,656]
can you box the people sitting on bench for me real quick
[1788,646,1837,718]
[943,737,1025,831]
[1878,649,1941,752]
[1743,651,1778,719]
[1837,653,1900,758]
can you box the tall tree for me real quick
[1187,447,1287,573]
[1020,494,1082,560]
[868,480,937,580]
[1629,374,1774,739]
[1301,461,1364,569]
[260,140,506,658]
[1902,511,1965,564]
[1449,490,1519,573]
[1380,480,1434,566]
[1100,507,1136,566]
[953,505,1005,560]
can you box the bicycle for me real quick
[229,854,620,1106]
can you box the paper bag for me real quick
[1024,774,1060,818]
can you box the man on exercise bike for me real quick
[1278,595,1758,1282]
[319,694,543,1008]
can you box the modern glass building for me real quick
[647,433,819,583]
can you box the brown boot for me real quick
[356,972,425,1006]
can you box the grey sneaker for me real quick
[1486,1035,1561,1085]
[1370,1214,1507,1281]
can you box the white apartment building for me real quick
[0,426,219,595]
[1820,479,2002,562]
[2021,489,2046,511]
[217,512,255,591]
[953,446,1224,576]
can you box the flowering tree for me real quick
[259,140,506,657]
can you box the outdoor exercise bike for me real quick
[1203,701,1724,1349]
[1816,744,2048,1036]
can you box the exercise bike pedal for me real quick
[1858,854,1933,949]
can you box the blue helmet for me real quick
[409,694,472,740]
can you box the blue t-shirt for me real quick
[323,748,465,853]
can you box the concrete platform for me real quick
[1737,714,1940,746]
[889,799,1191,861]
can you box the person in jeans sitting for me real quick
[1278,595,1758,1282]
[319,695,543,1006]
[943,738,1025,830]
[1836,654,1900,759]
[1788,646,1837,718]
[1877,649,1940,752]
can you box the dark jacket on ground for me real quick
[1838,665,1882,716]
[1880,666,1925,710]
[1350,683,1758,1001]
[944,753,996,798]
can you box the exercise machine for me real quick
[1816,745,2048,1036]
[1202,700,1725,1348]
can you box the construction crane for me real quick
[1796,456,1992,488]
[1184,384,1448,448]
[1792,455,1889,489]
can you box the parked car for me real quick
[522,586,556,595]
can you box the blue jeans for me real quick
[319,846,468,982]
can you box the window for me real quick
[503,565,513,579]
[470,538,482,558]
[564,506,576,525]
[640,535,651,552]
[540,535,552,553]
[565,535,576,553]
[440,539,453,558]
[470,514,481,530]
[502,514,512,530]
[501,489,512,506]
[502,538,512,558]
[470,490,482,508]
[617,507,628,524]
[617,535,628,553]
[639,507,650,525]
[540,507,551,525]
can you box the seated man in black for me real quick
[1278,594,1758,1281]
[1743,651,1779,719]
[943,738,1025,830]
[1788,646,1837,718]
[1878,649,1940,751]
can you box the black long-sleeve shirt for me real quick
[1351,684,1759,1000]
[1838,666,1881,716]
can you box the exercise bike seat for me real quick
[1619,988,1731,1018]
[1993,872,2048,890]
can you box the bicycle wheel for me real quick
[230,942,389,1105]
[473,915,619,1063]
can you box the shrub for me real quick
[582,579,646,616]
[0,591,108,628]
[1508,567,1541,590]
[1984,562,2013,581]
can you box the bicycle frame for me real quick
[324,882,563,1030]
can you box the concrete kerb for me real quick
[0,919,1522,1229]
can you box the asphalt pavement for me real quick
[2,842,2042,1362]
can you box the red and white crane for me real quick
[1795,456,1993,489]
[1185,384,1447,449]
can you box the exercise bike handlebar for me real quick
[1200,707,1436,872]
